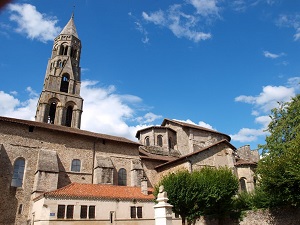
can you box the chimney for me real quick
[141,177,148,195]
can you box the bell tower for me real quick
[35,14,83,128]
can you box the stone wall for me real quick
[0,119,141,225]
[193,207,300,225]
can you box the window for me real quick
[48,102,57,124]
[57,205,65,219]
[118,168,127,186]
[168,137,173,149]
[18,204,23,214]
[89,206,95,219]
[80,205,87,218]
[239,178,247,192]
[11,158,25,187]
[137,207,142,218]
[145,136,150,146]
[71,159,81,172]
[65,106,73,127]
[130,206,142,219]
[157,135,163,147]
[60,74,69,93]
[80,205,95,219]
[66,205,74,219]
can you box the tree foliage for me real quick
[257,94,300,206]
[154,167,238,224]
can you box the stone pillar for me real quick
[154,186,173,225]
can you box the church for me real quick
[0,15,259,225]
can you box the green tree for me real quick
[154,167,238,224]
[154,170,192,225]
[257,94,300,206]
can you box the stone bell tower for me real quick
[35,14,83,128]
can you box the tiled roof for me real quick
[60,14,78,38]
[235,159,257,166]
[162,119,231,141]
[155,139,236,170]
[36,183,154,201]
[0,116,139,145]
[139,147,178,162]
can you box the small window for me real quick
[89,206,95,219]
[239,178,247,192]
[131,206,142,219]
[18,204,23,214]
[168,137,173,149]
[71,159,81,172]
[130,206,136,218]
[66,205,74,219]
[137,207,142,218]
[80,205,87,219]
[65,106,73,127]
[57,205,65,219]
[48,102,57,124]
[118,168,127,186]
[145,137,150,146]
[157,135,163,147]
[60,74,69,93]
[11,158,25,187]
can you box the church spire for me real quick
[60,14,78,38]
[35,15,83,128]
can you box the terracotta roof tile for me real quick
[0,116,139,145]
[38,183,154,201]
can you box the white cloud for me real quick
[276,14,300,41]
[0,81,163,141]
[235,85,295,112]
[129,12,150,44]
[263,51,285,59]
[175,119,216,130]
[198,121,215,130]
[79,80,162,140]
[232,77,299,144]
[0,89,38,121]
[230,128,266,142]
[188,0,220,17]
[142,10,166,25]
[255,115,271,128]
[8,3,61,42]
[142,2,212,42]
[136,112,163,124]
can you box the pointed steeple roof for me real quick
[60,13,78,38]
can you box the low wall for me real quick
[193,207,300,225]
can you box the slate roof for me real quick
[155,139,236,170]
[35,183,154,202]
[162,119,231,141]
[60,14,78,38]
[0,116,140,146]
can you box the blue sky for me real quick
[0,0,300,150]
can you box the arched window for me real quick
[60,74,69,93]
[118,168,127,186]
[157,135,163,147]
[59,45,64,55]
[65,106,73,127]
[71,159,81,172]
[48,102,57,124]
[168,137,173,149]
[11,158,25,187]
[63,46,68,55]
[145,137,150,146]
[239,177,247,192]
